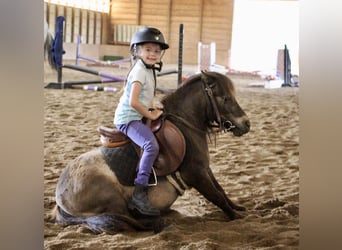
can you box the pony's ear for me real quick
[201,70,216,87]
[201,70,210,83]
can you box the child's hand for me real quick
[149,109,163,120]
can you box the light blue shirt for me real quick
[114,59,155,125]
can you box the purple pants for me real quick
[116,120,159,186]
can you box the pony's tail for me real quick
[44,31,57,71]
[55,206,165,234]
[46,205,58,223]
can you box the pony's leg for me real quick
[182,163,241,220]
[206,168,246,211]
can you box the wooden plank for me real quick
[57,5,64,17]
[171,16,201,23]
[73,8,80,43]
[140,16,169,22]
[81,9,88,43]
[48,4,56,34]
[88,11,95,44]
[95,12,102,44]
[141,3,170,15]
[65,7,73,43]
[200,0,234,65]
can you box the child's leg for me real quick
[120,120,159,185]
[117,120,160,216]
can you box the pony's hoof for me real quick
[153,218,171,234]
[136,216,168,233]
[234,205,247,211]
[233,211,247,220]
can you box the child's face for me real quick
[138,43,162,65]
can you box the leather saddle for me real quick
[97,117,186,176]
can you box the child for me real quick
[114,27,169,216]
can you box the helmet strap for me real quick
[152,61,163,72]
[132,45,165,72]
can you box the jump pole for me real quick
[76,34,130,68]
[82,86,118,92]
[63,64,124,82]
[75,34,107,65]
[46,64,125,89]
[45,16,125,89]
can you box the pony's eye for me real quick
[223,96,232,103]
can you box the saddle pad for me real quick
[100,144,138,186]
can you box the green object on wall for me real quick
[103,55,124,61]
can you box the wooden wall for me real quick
[45,2,104,44]
[45,0,235,65]
[108,0,234,65]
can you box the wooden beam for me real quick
[137,0,142,25]
[167,0,172,43]
[199,0,203,41]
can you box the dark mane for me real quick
[161,71,236,109]
[161,73,202,106]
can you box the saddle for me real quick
[97,117,185,176]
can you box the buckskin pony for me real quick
[50,71,250,234]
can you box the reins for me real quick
[164,112,206,135]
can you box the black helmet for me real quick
[130,27,169,53]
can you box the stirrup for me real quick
[148,167,157,187]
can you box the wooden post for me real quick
[178,24,184,85]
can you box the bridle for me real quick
[164,76,236,134]
[203,80,236,132]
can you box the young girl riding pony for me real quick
[114,27,169,217]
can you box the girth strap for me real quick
[166,171,190,195]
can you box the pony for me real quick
[44,20,55,69]
[50,71,251,234]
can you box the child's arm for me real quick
[129,81,163,120]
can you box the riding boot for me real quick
[128,184,160,217]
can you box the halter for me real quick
[203,80,236,132]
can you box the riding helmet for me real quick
[130,27,169,54]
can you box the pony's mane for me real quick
[161,73,202,105]
[178,73,202,88]
[162,71,236,105]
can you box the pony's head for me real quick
[201,71,250,136]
